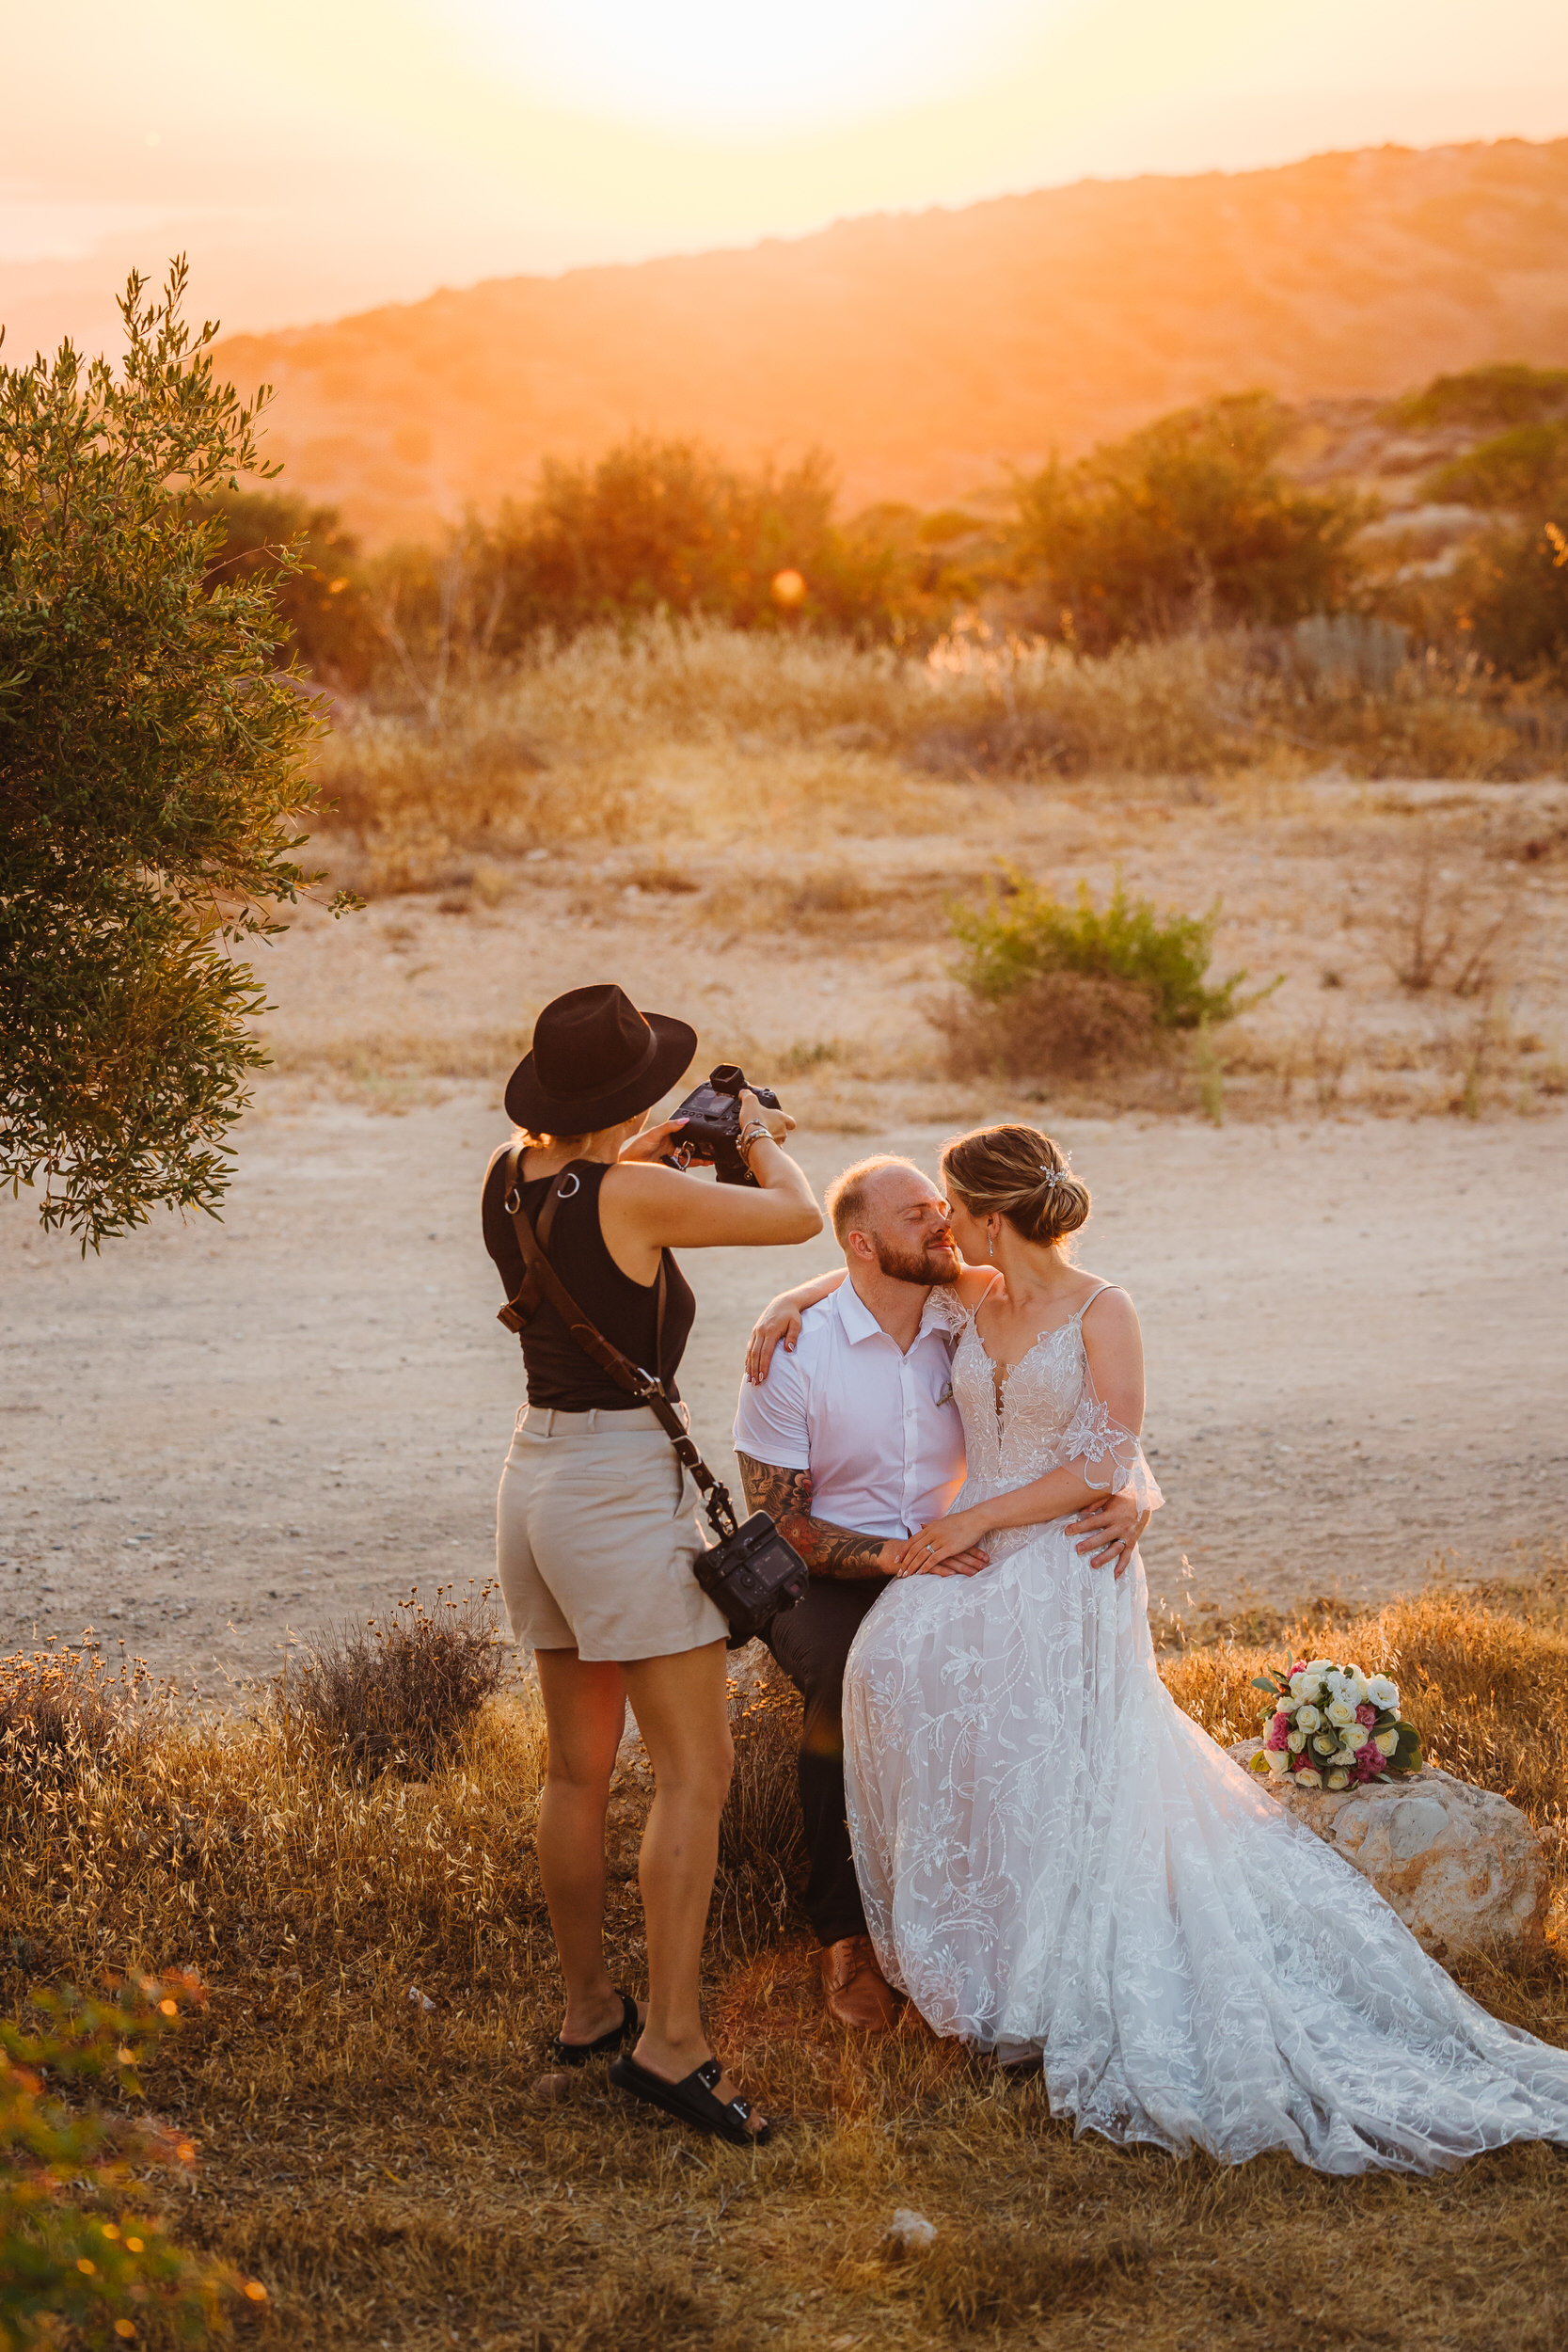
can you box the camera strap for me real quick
[497,1146,740,1539]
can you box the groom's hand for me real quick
[1066,1488,1148,1580]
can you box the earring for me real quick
[988,1225,996,1261]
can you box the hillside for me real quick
[215,137,1568,546]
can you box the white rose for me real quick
[1312,1734,1336,1756]
[1368,1677,1399,1711]
[1297,1677,1324,1703]
[1265,1749,1290,1773]
[1288,1730,1307,1754]
[1295,1704,1323,1732]
[1293,1767,1323,1789]
[1326,1770,1351,1790]
[1332,1746,1357,1767]
[1374,1728,1400,1757]
[1326,1699,1355,1726]
[1343,1724,1370,1750]
[1307,1658,1334,1675]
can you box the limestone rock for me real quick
[1230,1740,1548,1962]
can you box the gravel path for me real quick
[4,1094,1564,1690]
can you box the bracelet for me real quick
[737,1120,772,1161]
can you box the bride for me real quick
[768,1121,1568,2171]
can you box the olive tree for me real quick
[1,261,350,1248]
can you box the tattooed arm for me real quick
[736,1453,895,1579]
[736,1454,990,1581]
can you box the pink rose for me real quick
[1264,1713,1291,1750]
[1354,1744,1382,1779]
[1355,1702,1377,1728]
[1288,1661,1307,1678]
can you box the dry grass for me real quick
[4,1588,1567,2347]
[1161,1590,1568,1876]
[309,621,1564,896]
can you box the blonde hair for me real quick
[940,1124,1090,1250]
[824,1154,927,1246]
[515,1125,594,1152]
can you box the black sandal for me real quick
[610,2051,769,2147]
[548,1990,639,2068]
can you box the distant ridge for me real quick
[215,138,1568,545]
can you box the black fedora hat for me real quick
[505,984,696,1134]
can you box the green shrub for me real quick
[1015,393,1368,651]
[1390,362,1568,433]
[1423,421,1568,512]
[195,488,378,689]
[0,262,353,1248]
[1445,519,1568,682]
[948,870,1256,1029]
[1,1976,260,2346]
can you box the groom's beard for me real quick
[874,1233,961,1287]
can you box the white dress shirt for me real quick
[732,1279,967,1541]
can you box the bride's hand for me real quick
[890,1508,992,1577]
[746,1299,804,1384]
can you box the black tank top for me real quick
[482,1151,695,1411]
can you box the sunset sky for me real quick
[6,0,1568,360]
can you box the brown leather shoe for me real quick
[819,1935,900,2032]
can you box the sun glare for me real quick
[443,0,1076,134]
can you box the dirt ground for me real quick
[4,771,1566,1689]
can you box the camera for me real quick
[663,1064,782,1187]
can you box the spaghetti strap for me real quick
[1071,1282,1122,1323]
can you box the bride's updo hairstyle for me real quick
[941,1123,1091,1250]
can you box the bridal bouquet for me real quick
[1249,1658,1422,1791]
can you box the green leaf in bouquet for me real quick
[1250,1749,1271,1774]
[1250,1676,1284,1696]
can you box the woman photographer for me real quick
[483,983,819,2146]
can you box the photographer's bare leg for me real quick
[622,1639,765,2130]
[533,1647,633,2044]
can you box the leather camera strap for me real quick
[497,1147,736,1534]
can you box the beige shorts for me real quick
[495,1404,728,1663]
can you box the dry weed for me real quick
[1386,828,1520,996]
[272,1583,510,1772]
[0,1645,165,1791]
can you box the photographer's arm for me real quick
[604,1092,821,1257]
[736,1454,987,1580]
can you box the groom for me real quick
[733,1154,1146,2031]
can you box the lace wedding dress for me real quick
[842,1283,1568,2172]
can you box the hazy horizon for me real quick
[5,0,1568,362]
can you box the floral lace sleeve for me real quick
[1058,1391,1164,1516]
[923,1282,974,1336]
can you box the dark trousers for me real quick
[763,1576,891,1947]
